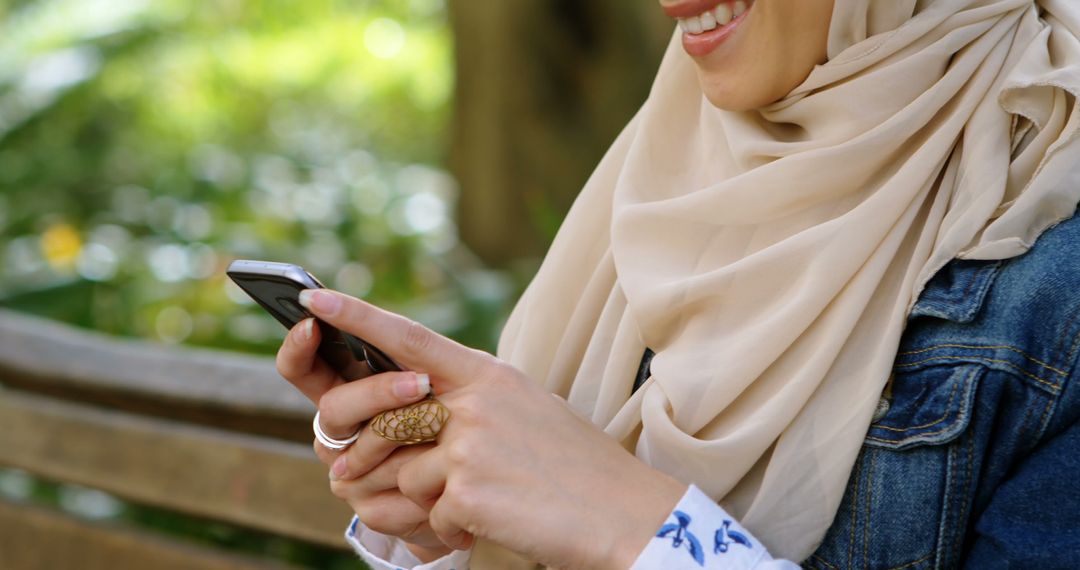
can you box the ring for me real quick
[371,396,450,444]
[313,411,361,450]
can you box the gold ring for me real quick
[371,397,450,444]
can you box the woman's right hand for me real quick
[275,318,454,559]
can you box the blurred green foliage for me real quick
[0,0,519,566]
[0,0,515,358]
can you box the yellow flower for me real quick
[41,223,83,269]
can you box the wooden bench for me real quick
[0,309,357,569]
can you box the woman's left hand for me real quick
[299,289,687,570]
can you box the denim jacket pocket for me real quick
[806,364,984,570]
[864,364,981,450]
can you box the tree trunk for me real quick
[449,0,672,266]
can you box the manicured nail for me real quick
[416,373,430,396]
[302,318,314,341]
[298,289,341,315]
[332,456,347,478]
[393,373,419,398]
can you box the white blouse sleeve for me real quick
[631,486,801,569]
[344,485,799,569]
[344,516,471,570]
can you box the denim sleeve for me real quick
[632,485,800,569]
[964,418,1080,568]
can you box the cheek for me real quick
[692,0,832,111]
[693,26,788,111]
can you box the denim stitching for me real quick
[808,553,841,570]
[957,430,976,558]
[865,424,960,445]
[884,552,933,570]
[935,432,960,569]
[864,434,947,444]
[862,451,877,566]
[894,356,1059,392]
[898,344,1067,376]
[847,453,863,569]
[871,378,962,432]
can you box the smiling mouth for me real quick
[676,0,752,35]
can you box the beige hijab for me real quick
[478,0,1080,565]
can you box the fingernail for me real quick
[393,373,420,398]
[328,469,339,482]
[416,373,430,396]
[332,456,347,478]
[302,318,314,340]
[299,289,341,315]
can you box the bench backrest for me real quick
[0,309,354,568]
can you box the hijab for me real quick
[482,0,1080,563]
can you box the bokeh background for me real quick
[0,0,670,567]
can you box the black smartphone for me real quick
[226,259,401,380]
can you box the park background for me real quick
[0,0,672,568]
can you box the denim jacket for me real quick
[628,210,1080,569]
[802,211,1080,569]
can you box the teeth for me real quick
[700,11,717,31]
[714,4,732,25]
[677,2,748,35]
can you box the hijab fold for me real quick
[478,0,1080,564]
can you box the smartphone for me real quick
[226,260,401,381]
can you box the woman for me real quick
[275,0,1080,567]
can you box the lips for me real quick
[676,1,749,33]
[661,0,729,19]
[665,0,754,58]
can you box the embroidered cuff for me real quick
[344,516,471,570]
[631,485,788,569]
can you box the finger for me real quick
[331,444,434,494]
[332,425,405,479]
[332,486,433,540]
[397,445,449,511]
[317,371,432,440]
[313,438,341,466]
[429,495,476,551]
[298,289,497,392]
[275,318,344,404]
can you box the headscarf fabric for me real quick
[482,0,1080,564]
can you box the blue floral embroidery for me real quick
[656,510,705,566]
[714,520,753,554]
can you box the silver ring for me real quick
[313,411,361,450]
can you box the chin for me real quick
[696,67,786,112]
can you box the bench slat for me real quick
[0,309,313,442]
[0,391,354,549]
[0,499,303,570]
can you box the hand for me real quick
[274,317,453,559]
[299,288,688,570]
